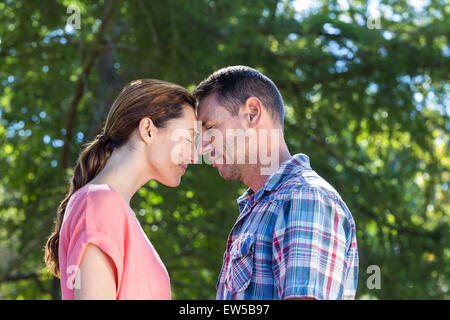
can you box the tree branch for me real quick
[137,0,159,45]
[60,0,120,169]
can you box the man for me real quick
[193,66,359,300]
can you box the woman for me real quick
[45,79,197,299]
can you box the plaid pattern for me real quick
[216,153,359,300]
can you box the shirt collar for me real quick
[263,153,311,192]
[237,153,312,207]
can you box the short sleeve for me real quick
[272,186,351,300]
[64,189,127,296]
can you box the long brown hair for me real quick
[45,79,195,277]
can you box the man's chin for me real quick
[216,164,240,181]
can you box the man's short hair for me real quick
[193,66,285,125]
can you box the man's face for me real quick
[197,93,247,180]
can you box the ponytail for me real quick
[44,135,122,277]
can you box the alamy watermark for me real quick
[66,265,81,290]
[366,265,381,290]
[367,14,382,30]
[66,5,81,30]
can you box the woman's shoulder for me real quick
[67,183,121,208]
[76,183,123,201]
[64,184,130,227]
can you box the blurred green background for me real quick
[0,0,448,299]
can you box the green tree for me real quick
[0,0,448,299]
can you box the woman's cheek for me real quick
[168,139,179,165]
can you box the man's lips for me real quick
[211,154,223,168]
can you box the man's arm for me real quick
[273,186,349,300]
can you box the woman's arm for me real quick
[74,243,117,300]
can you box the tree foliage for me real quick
[0,0,448,299]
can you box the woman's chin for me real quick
[161,176,181,187]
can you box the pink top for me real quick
[58,184,171,300]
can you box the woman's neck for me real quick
[89,145,152,205]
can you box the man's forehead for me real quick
[197,93,221,123]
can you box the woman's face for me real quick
[147,106,197,187]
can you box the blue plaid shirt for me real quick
[216,153,359,300]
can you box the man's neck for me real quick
[242,145,291,193]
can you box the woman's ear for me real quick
[138,117,156,144]
[240,97,262,128]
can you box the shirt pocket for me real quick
[225,233,256,294]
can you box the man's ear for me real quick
[138,117,156,143]
[240,97,262,128]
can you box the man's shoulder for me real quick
[271,169,342,202]
[270,170,356,233]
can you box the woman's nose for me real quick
[189,147,199,164]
